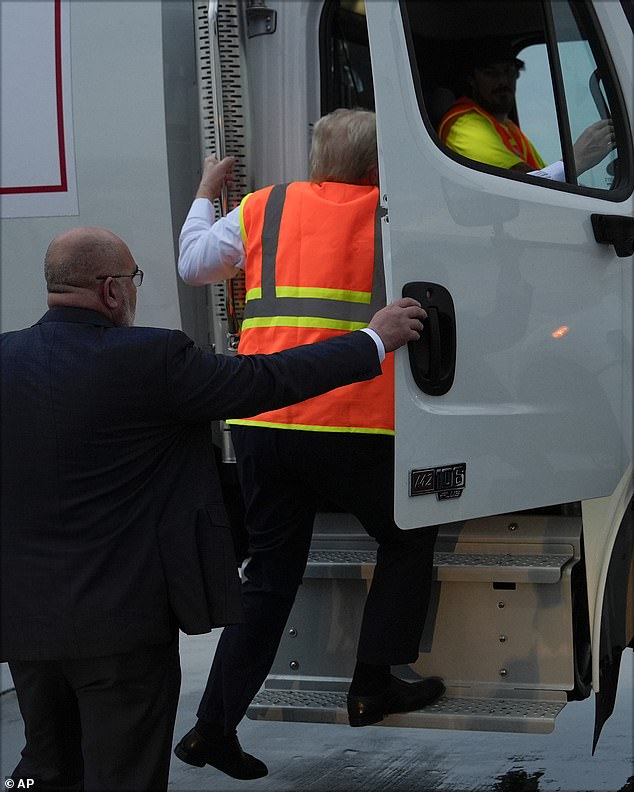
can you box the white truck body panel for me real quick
[1,1,183,334]
[364,0,633,529]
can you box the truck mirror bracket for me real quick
[246,1,277,38]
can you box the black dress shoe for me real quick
[347,675,445,727]
[174,728,268,779]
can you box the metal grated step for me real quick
[247,687,566,734]
[305,549,573,583]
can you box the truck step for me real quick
[306,549,573,584]
[246,686,566,734]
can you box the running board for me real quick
[306,549,573,584]
[248,515,581,735]
[247,686,567,734]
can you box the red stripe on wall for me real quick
[0,0,68,195]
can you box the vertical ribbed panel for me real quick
[194,0,248,347]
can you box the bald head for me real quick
[45,227,133,291]
[45,227,138,326]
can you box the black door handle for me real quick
[591,214,634,258]
[402,282,456,396]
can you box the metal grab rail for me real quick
[207,0,241,344]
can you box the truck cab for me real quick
[203,0,632,745]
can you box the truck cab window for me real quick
[514,43,561,167]
[402,0,629,195]
[320,0,374,112]
[548,0,619,189]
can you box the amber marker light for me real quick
[551,325,569,339]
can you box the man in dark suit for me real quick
[0,225,424,791]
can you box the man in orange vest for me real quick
[438,39,615,180]
[175,109,444,779]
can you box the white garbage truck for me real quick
[1,0,632,748]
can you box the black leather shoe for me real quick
[347,675,445,727]
[174,728,268,779]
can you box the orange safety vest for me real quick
[438,96,543,170]
[228,181,394,434]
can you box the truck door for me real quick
[365,0,633,528]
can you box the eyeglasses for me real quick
[96,267,144,287]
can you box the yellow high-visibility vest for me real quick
[439,96,545,170]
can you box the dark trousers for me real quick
[198,427,438,733]
[9,638,181,791]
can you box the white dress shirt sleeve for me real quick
[178,198,245,286]
[360,327,386,362]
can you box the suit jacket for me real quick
[0,307,381,660]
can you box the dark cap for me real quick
[463,37,525,72]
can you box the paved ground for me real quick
[2,634,632,792]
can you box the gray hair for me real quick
[309,108,377,183]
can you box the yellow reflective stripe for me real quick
[241,316,367,332]
[227,418,394,435]
[275,286,372,304]
[245,287,262,302]
[239,193,253,247]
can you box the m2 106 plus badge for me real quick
[409,463,466,501]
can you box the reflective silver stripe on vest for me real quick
[260,183,288,302]
[243,184,386,325]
